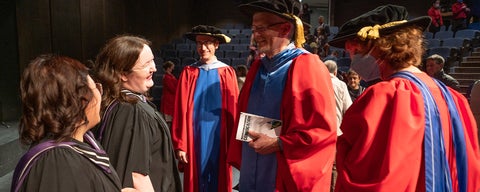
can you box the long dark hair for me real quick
[19,54,93,145]
[93,35,151,114]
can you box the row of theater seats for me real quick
[328,29,480,73]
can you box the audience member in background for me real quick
[324,59,352,192]
[314,15,331,40]
[325,60,352,136]
[323,49,340,62]
[451,0,470,31]
[160,60,178,127]
[428,0,444,33]
[329,4,480,191]
[304,34,318,54]
[300,3,312,24]
[94,35,181,192]
[172,25,239,192]
[346,69,365,102]
[425,54,461,91]
[11,54,128,192]
[228,0,337,191]
[236,64,248,90]
[314,15,331,57]
[470,80,480,143]
[309,42,320,55]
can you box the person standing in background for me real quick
[236,64,248,90]
[428,0,444,33]
[172,25,239,192]
[425,54,461,91]
[300,3,312,25]
[93,35,181,192]
[160,60,178,127]
[451,0,470,31]
[314,15,331,57]
[346,70,365,102]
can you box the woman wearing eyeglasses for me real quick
[11,54,131,192]
[93,35,181,192]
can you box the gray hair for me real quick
[324,60,337,74]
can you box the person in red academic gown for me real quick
[171,25,238,192]
[159,60,178,125]
[329,5,480,192]
[227,1,337,191]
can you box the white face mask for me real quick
[350,53,381,82]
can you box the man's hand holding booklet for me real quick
[235,112,282,142]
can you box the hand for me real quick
[121,188,138,192]
[176,150,188,163]
[247,130,281,155]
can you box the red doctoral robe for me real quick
[171,65,238,192]
[228,53,337,192]
[160,73,178,116]
[336,72,480,191]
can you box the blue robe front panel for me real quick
[193,68,222,192]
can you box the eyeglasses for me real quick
[131,60,155,71]
[196,40,215,47]
[95,83,103,95]
[251,22,287,33]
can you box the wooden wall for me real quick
[1,0,248,121]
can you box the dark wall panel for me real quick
[50,0,82,60]
[16,0,52,68]
[104,0,126,39]
[0,0,20,121]
[81,0,106,62]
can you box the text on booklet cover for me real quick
[236,112,282,142]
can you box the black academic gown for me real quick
[98,95,181,192]
[20,139,122,192]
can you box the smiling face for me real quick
[196,35,219,63]
[252,12,290,58]
[121,44,156,93]
[347,73,361,89]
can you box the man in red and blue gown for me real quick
[228,0,338,191]
[172,25,239,192]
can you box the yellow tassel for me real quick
[282,13,306,48]
[356,20,407,40]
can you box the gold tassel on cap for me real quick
[282,13,306,48]
[357,20,407,41]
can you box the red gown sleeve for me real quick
[171,67,197,153]
[277,54,337,192]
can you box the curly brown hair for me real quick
[19,55,93,145]
[93,35,151,114]
[374,26,426,71]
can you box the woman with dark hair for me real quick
[329,5,480,191]
[93,35,181,192]
[11,54,128,191]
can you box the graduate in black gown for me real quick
[12,54,127,192]
[93,35,181,192]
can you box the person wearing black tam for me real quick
[171,25,239,192]
[227,0,337,191]
[329,4,480,191]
